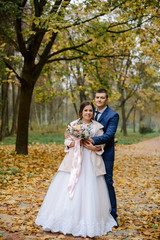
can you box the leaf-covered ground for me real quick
[0,137,159,240]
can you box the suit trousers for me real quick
[104,160,118,220]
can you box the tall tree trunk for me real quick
[69,81,78,116]
[121,101,127,136]
[35,103,40,126]
[9,86,21,136]
[73,102,78,116]
[0,82,9,141]
[45,103,48,125]
[16,82,34,154]
[5,97,9,136]
[139,110,145,133]
[133,105,136,133]
[40,104,43,126]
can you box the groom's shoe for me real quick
[114,219,119,229]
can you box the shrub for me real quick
[139,127,154,134]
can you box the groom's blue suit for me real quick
[92,106,119,220]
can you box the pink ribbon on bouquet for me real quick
[68,138,82,199]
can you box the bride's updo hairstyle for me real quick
[79,101,95,120]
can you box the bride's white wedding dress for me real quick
[35,126,117,237]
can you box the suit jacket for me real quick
[58,119,106,176]
[92,106,119,162]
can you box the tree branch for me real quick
[126,99,139,122]
[15,18,28,58]
[39,0,47,14]
[1,32,19,50]
[91,54,132,60]
[4,60,22,82]
[58,1,143,31]
[59,13,105,30]
[47,56,83,63]
[47,39,92,59]
[106,16,153,34]
[33,32,58,78]
[50,0,63,14]
[28,0,47,58]
[34,0,40,17]
[21,0,27,7]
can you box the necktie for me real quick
[95,111,100,121]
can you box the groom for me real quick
[84,89,119,225]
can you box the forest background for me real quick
[0,0,160,154]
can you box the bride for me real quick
[35,101,117,237]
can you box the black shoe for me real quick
[114,219,119,229]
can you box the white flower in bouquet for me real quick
[67,121,92,139]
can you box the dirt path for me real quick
[0,137,159,240]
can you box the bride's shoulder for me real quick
[69,119,80,125]
[92,120,104,129]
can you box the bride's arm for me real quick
[64,128,75,151]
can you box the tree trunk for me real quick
[73,102,78,116]
[15,82,34,154]
[40,104,43,126]
[79,87,87,103]
[45,103,48,125]
[9,86,21,136]
[35,103,40,126]
[121,101,127,136]
[139,110,145,133]
[133,106,136,133]
[0,82,9,141]
[5,97,9,136]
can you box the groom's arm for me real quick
[92,113,119,145]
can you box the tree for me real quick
[0,0,157,153]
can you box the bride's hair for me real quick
[79,101,95,119]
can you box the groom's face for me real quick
[95,93,108,110]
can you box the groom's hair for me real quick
[95,89,108,99]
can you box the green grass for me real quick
[115,129,160,145]
[0,129,160,146]
[0,131,65,146]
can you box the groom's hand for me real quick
[83,138,94,144]
[82,140,101,151]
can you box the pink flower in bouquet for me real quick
[67,121,92,139]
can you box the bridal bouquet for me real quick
[67,121,92,139]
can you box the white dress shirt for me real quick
[94,106,107,121]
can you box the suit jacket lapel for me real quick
[98,106,109,122]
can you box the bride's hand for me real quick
[68,141,75,148]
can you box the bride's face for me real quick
[82,105,93,122]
